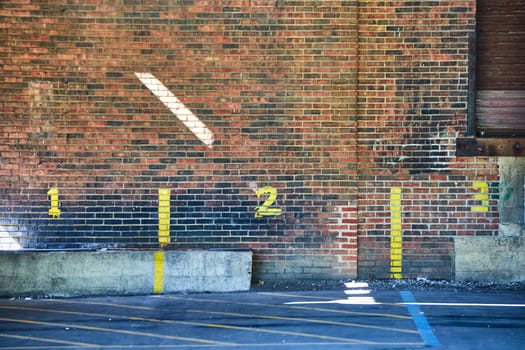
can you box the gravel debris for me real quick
[251,278,525,293]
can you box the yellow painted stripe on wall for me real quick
[153,251,165,294]
[390,187,402,279]
[158,189,171,247]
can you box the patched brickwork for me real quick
[357,1,499,279]
[1,1,499,281]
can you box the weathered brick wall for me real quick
[0,1,499,281]
[0,0,358,280]
[357,1,499,279]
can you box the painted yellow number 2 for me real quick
[254,186,282,218]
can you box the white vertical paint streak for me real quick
[134,72,214,148]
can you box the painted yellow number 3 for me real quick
[471,181,489,212]
[255,186,282,218]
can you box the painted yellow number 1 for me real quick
[255,186,282,218]
[47,187,61,218]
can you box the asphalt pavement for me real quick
[0,282,524,349]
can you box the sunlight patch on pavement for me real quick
[285,281,378,305]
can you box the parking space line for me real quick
[51,294,409,320]
[400,291,441,347]
[0,306,380,345]
[0,332,99,347]
[189,309,419,334]
[0,305,370,345]
[0,315,234,346]
[0,306,237,346]
[195,322,374,345]
[0,293,429,349]
[0,341,426,349]
[159,295,411,319]
[43,298,155,310]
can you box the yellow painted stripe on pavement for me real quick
[0,332,98,347]
[44,298,154,310]
[192,321,374,344]
[0,341,424,349]
[0,316,230,346]
[160,295,410,317]
[189,309,418,334]
[153,251,165,294]
[0,306,377,345]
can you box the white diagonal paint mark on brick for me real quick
[135,72,214,148]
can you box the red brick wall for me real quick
[0,1,499,281]
[357,1,499,279]
[0,0,359,281]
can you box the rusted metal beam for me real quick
[456,137,525,157]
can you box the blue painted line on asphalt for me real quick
[400,291,441,347]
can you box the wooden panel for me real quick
[476,91,525,136]
[475,0,525,136]
[476,0,525,90]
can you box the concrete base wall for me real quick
[0,250,252,297]
[498,157,525,232]
[455,237,525,282]
[454,158,525,283]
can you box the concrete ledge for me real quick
[0,249,252,297]
[455,236,525,282]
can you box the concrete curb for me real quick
[0,249,252,297]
